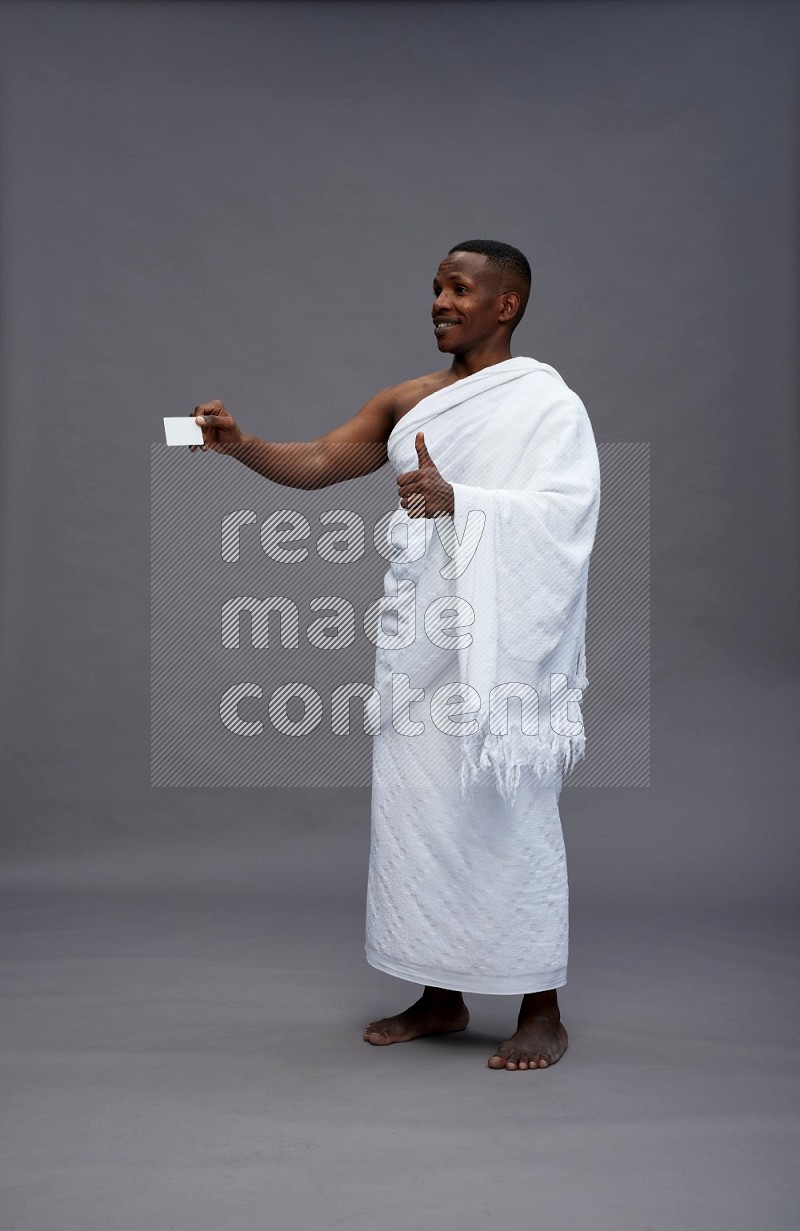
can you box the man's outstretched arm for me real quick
[190,386,396,489]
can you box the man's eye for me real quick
[456,285,468,293]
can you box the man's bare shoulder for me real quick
[388,369,458,427]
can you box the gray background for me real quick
[0,2,798,1229]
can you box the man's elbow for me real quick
[313,440,387,487]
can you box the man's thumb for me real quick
[415,431,433,465]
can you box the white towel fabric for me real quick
[365,356,601,995]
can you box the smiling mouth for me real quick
[434,320,461,333]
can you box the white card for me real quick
[163,416,205,446]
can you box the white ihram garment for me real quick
[365,357,601,994]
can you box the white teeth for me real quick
[435,321,458,329]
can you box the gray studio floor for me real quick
[2,862,798,1230]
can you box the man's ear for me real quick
[498,291,520,323]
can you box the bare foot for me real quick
[364,986,469,1045]
[488,989,568,1071]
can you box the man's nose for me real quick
[433,294,451,315]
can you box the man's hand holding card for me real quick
[163,400,246,453]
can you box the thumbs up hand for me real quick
[396,431,454,518]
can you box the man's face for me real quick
[431,251,510,352]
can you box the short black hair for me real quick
[448,239,531,324]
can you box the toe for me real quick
[518,1059,529,1069]
[538,1057,548,1067]
[488,1053,506,1068]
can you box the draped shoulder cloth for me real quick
[379,356,602,805]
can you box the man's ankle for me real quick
[520,989,560,1017]
[422,985,464,1003]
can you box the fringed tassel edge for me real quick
[459,634,590,807]
[459,722,587,807]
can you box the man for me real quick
[190,240,601,1071]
